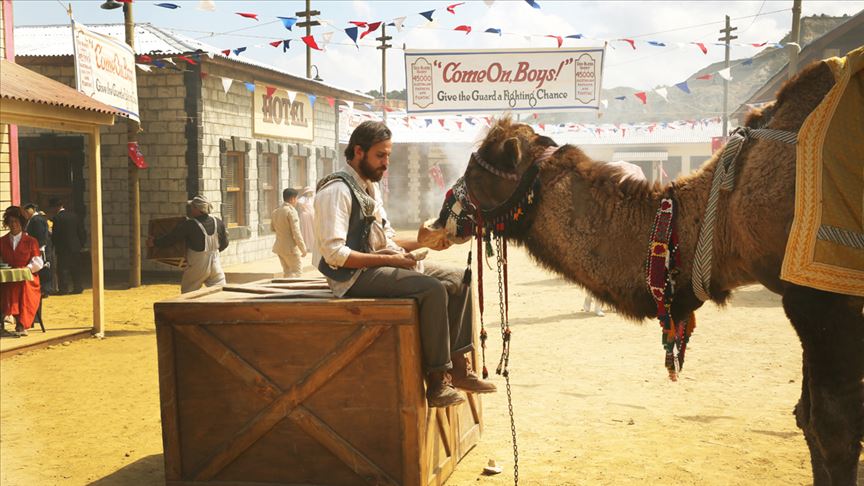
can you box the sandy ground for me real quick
[1,239,848,486]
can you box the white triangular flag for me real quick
[345,100,354,112]
[717,67,733,81]
[163,57,176,65]
[392,16,406,32]
[600,99,608,109]
[321,31,333,48]
[221,77,233,94]
[198,0,215,12]
[136,63,152,72]
[286,90,297,104]
[654,87,668,101]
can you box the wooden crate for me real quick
[148,217,187,268]
[154,278,483,486]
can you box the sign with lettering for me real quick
[71,21,139,122]
[253,83,314,141]
[405,47,604,115]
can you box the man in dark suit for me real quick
[49,198,86,294]
[23,203,53,297]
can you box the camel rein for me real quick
[690,126,798,302]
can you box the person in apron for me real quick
[181,214,226,293]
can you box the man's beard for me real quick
[358,153,386,182]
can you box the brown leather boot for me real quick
[450,353,497,393]
[426,371,465,408]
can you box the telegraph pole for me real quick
[376,23,392,122]
[296,0,320,79]
[788,0,802,80]
[124,2,142,287]
[718,15,737,138]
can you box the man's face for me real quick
[24,208,34,220]
[355,139,392,182]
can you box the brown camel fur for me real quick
[433,61,863,485]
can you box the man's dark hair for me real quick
[48,197,63,208]
[344,121,391,161]
[23,202,38,211]
[283,188,299,202]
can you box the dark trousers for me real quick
[345,262,473,372]
[55,250,84,293]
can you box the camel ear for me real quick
[502,137,521,168]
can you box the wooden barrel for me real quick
[154,277,482,485]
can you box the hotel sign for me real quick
[405,47,605,115]
[253,83,314,141]
[71,21,139,122]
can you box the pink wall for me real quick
[3,0,19,205]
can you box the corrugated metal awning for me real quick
[611,151,668,161]
[0,59,120,115]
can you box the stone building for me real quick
[13,23,370,272]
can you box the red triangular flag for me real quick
[327,97,335,107]
[302,35,322,51]
[454,25,471,34]
[447,2,465,14]
[438,119,446,127]
[694,42,707,54]
[270,40,283,48]
[266,86,277,98]
[361,21,382,40]
[696,74,713,80]
[532,113,539,119]
[236,12,259,21]
[221,49,231,56]
[349,21,367,28]
[456,121,463,130]
[546,35,563,48]
[538,123,545,131]
[138,55,152,63]
[634,92,647,104]
[620,38,636,50]
[177,55,197,65]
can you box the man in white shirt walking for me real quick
[314,121,496,408]
[271,188,307,278]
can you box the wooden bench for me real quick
[154,277,482,486]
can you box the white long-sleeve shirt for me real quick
[10,232,44,274]
[313,164,401,296]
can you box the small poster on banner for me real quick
[405,47,605,115]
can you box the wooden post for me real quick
[718,15,737,138]
[788,0,802,80]
[124,1,142,288]
[89,127,105,336]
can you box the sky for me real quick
[13,0,864,94]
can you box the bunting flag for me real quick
[221,49,231,56]
[614,95,626,101]
[546,35,562,48]
[278,17,298,30]
[674,81,689,93]
[750,42,767,47]
[600,99,608,109]
[446,2,465,14]
[345,100,354,112]
[155,3,180,9]
[454,25,472,34]
[693,42,707,54]
[233,47,246,56]
[349,21,368,28]
[392,16,406,32]
[302,35,322,51]
[620,38,636,50]
[361,21,382,40]
[321,31,334,48]
[696,73,712,80]
[308,94,316,107]
[742,58,754,66]
[345,26,359,47]
[138,55,153,63]
[525,0,541,8]
[236,12,259,21]
[197,0,215,12]
[286,90,297,104]
[136,63,152,72]
[177,55,197,65]
[327,96,335,107]
[566,34,583,39]
[244,82,254,92]
[654,87,668,101]
[269,40,283,48]
[634,92,647,104]
[716,67,732,81]
[648,40,666,47]
[485,27,502,35]
[282,39,292,53]
[419,10,435,22]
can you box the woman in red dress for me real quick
[1,206,42,337]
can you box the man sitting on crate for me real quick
[315,121,496,408]
[147,195,229,294]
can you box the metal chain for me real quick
[495,235,519,485]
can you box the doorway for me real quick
[19,135,85,215]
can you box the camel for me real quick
[429,61,863,485]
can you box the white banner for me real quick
[405,47,604,115]
[72,21,139,122]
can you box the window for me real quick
[223,151,246,226]
[260,153,280,227]
[291,156,308,188]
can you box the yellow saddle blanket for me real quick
[782,45,864,296]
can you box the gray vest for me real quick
[316,171,377,282]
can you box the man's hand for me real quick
[418,224,452,251]
[387,252,417,269]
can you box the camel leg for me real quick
[783,285,864,486]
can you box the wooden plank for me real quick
[397,324,425,486]
[156,325,183,480]
[435,408,453,458]
[290,405,400,486]
[173,325,282,402]
[89,128,105,336]
[192,324,388,480]
[154,301,416,327]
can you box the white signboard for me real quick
[72,21,139,122]
[253,83,314,141]
[405,47,604,115]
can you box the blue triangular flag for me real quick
[363,103,372,110]
[345,26,359,47]
[278,17,298,30]
[566,34,583,39]
[425,119,432,127]
[155,3,180,9]
[282,39,292,53]
[485,28,502,36]
[153,59,166,68]
[308,94,316,107]
[244,82,255,92]
[233,47,247,56]
[466,117,476,125]
[419,10,435,22]
[614,95,626,100]
[648,40,666,47]
[742,58,753,66]
[675,81,690,94]
[525,0,541,9]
